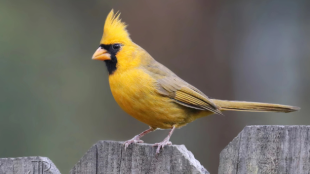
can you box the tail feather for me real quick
[211,99,300,113]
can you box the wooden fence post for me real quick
[218,125,310,174]
[70,140,209,174]
[2,125,310,174]
[0,156,60,174]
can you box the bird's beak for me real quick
[92,47,111,60]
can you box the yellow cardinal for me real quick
[92,10,299,153]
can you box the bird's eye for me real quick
[112,44,121,50]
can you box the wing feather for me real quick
[156,77,222,115]
[143,58,222,115]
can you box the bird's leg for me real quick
[153,126,176,154]
[124,127,155,149]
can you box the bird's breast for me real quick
[108,68,191,129]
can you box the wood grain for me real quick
[70,140,209,174]
[218,125,310,174]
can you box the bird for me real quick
[92,10,300,154]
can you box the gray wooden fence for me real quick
[1,125,310,174]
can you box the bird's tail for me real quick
[211,99,300,113]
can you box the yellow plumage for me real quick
[101,10,131,45]
[92,10,299,153]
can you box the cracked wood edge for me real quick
[70,140,209,174]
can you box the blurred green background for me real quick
[0,0,309,173]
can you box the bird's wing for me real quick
[144,60,222,115]
[156,77,222,115]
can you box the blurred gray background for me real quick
[0,0,309,173]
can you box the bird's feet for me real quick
[124,136,144,150]
[153,139,172,154]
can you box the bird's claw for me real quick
[153,140,172,154]
[124,137,144,150]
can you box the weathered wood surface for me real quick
[70,140,209,174]
[0,156,60,174]
[219,125,310,174]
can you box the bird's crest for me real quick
[101,10,131,45]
